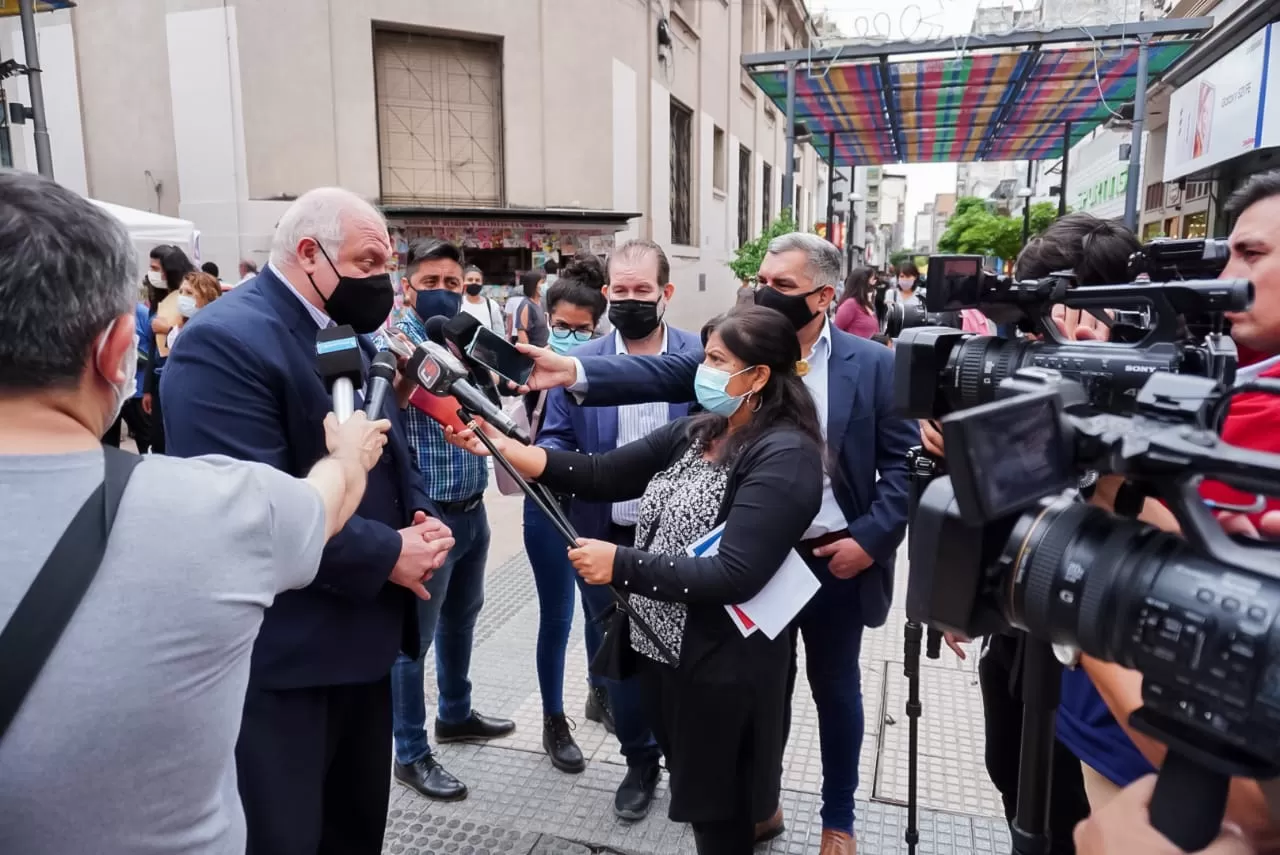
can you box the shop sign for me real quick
[1164,25,1273,182]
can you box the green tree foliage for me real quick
[936,197,1063,260]
[728,209,798,282]
[889,249,915,269]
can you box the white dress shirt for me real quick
[271,262,332,329]
[800,320,851,540]
[612,326,670,526]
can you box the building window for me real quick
[1183,210,1208,239]
[374,30,503,206]
[738,146,752,248]
[762,161,773,231]
[764,9,776,51]
[670,98,694,246]
[1144,183,1164,211]
[796,183,804,226]
[741,0,756,53]
[713,126,727,193]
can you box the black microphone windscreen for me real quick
[424,315,448,346]
[316,325,363,384]
[369,351,397,383]
[444,312,481,349]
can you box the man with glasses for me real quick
[535,240,701,820]
[377,238,515,803]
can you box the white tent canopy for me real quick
[90,199,200,270]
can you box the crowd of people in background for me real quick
[12,159,1280,855]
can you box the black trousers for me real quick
[980,633,1090,854]
[103,398,152,452]
[237,677,392,855]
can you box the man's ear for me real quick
[96,314,137,385]
[296,237,321,275]
[662,282,676,303]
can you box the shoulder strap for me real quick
[0,447,143,742]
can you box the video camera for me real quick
[893,245,1249,419]
[908,367,1280,850]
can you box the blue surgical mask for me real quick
[549,327,591,354]
[694,364,754,417]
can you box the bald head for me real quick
[269,187,392,321]
[270,187,387,268]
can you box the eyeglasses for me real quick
[551,324,593,342]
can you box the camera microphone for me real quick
[365,352,398,421]
[406,340,529,444]
[316,325,362,423]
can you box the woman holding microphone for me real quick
[447,305,824,854]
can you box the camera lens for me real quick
[999,496,1199,661]
[944,336,1035,410]
[884,303,959,339]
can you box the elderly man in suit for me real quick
[524,232,918,855]
[161,187,454,855]
[534,240,700,820]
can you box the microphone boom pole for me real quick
[455,406,678,667]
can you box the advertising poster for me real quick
[1165,26,1270,181]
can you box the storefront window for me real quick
[1163,217,1180,238]
[1183,211,1208,239]
[1142,222,1164,241]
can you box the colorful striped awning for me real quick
[747,40,1193,165]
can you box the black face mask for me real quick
[465,283,483,297]
[755,285,821,331]
[609,299,664,341]
[307,243,395,334]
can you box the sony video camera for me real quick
[893,251,1249,419]
[908,368,1280,807]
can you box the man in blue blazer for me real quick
[536,240,700,820]
[162,188,454,855]
[526,232,918,853]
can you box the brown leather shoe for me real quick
[754,807,785,843]
[819,829,855,855]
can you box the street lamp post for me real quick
[1018,185,1034,250]
[847,192,864,273]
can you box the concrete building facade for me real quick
[1,0,825,329]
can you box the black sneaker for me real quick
[614,762,661,821]
[542,713,586,773]
[434,710,516,744]
[393,754,468,802]
[584,685,616,734]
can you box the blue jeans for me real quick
[786,558,866,835]
[390,503,490,766]
[523,498,660,767]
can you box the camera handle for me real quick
[1011,637,1063,855]
[1128,705,1271,852]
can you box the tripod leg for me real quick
[904,621,924,855]
[1011,637,1062,855]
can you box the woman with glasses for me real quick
[518,257,608,772]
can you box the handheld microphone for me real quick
[406,340,530,444]
[443,312,509,402]
[316,325,363,423]
[383,329,470,432]
[365,352,398,421]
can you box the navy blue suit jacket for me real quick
[161,269,439,689]
[574,324,918,627]
[536,326,701,542]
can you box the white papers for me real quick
[686,524,821,640]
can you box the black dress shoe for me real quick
[393,754,468,801]
[614,762,661,821]
[543,713,586,773]
[434,710,516,743]
[584,685,616,734]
